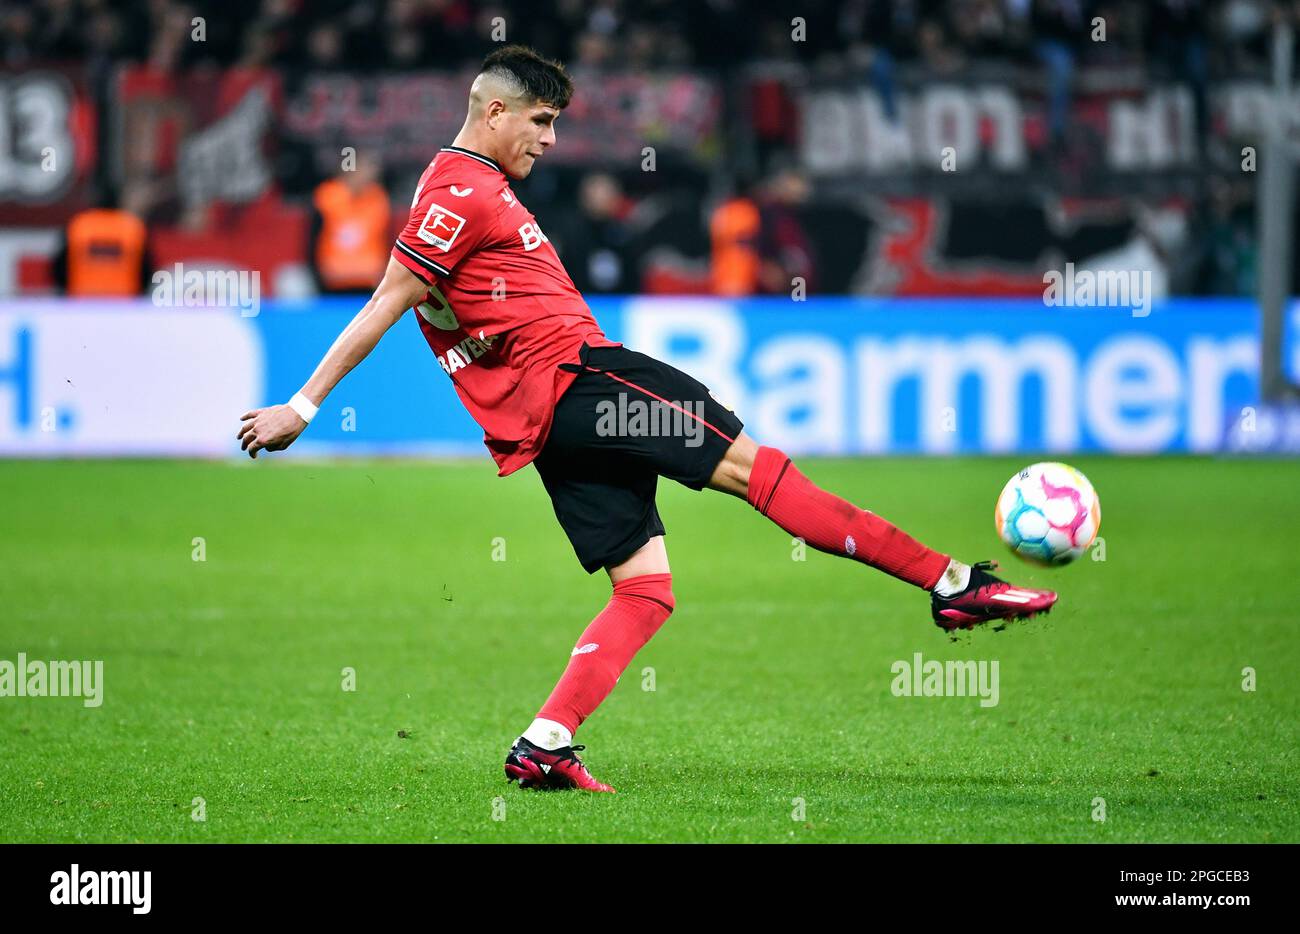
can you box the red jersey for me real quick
[391,146,617,476]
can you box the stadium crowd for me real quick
[2,0,1283,74]
[1,0,1287,298]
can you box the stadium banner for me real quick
[116,65,282,211]
[282,68,721,189]
[0,297,1286,458]
[794,71,1278,187]
[0,67,97,226]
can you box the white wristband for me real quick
[288,391,319,423]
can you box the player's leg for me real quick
[505,409,674,791]
[560,343,1056,630]
[524,537,671,739]
[506,537,673,793]
[559,345,963,595]
[707,434,1057,629]
[706,433,952,589]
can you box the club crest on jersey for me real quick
[417,298,459,331]
[417,202,466,251]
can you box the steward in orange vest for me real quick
[709,195,761,296]
[311,157,392,293]
[58,206,149,297]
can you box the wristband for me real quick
[288,391,319,424]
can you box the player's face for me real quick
[500,103,559,178]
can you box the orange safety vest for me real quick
[313,179,391,290]
[709,197,761,296]
[66,209,147,297]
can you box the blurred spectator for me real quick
[949,0,1018,58]
[1032,0,1089,149]
[917,17,964,75]
[755,168,817,295]
[848,0,928,124]
[1148,0,1211,158]
[1,4,38,66]
[53,184,152,296]
[1220,0,1271,71]
[309,152,391,294]
[709,180,761,296]
[552,173,638,294]
[1193,176,1257,296]
[1082,4,1144,68]
[574,31,616,67]
[36,0,83,61]
[381,0,426,71]
[709,168,817,297]
[303,23,345,69]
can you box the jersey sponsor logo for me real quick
[417,202,467,251]
[500,189,515,204]
[518,221,549,252]
[449,185,473,197]
[435,333,499,375]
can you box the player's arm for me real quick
[236,257,428,459]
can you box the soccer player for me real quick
[237,45,1057,794]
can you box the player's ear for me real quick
[485,99,506,127]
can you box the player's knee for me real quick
[646,574,675,617]
[612,571,675,618]
[710,435,758,498]
[726,455,752,496]
[659,583,676,616]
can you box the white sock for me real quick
[932,559,971,598]
[521,718,573,750]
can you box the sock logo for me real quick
[571,643,600,656]
[845,535,857,556]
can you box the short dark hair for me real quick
[480,44,573,110]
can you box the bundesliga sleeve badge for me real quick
[417,202,467,252]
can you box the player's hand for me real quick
[237,404,307,459]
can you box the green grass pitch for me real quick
[1,456,1297,843]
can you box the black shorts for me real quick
[534,343,745,573]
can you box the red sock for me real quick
[746,446,949,590]
[537,573,675,735]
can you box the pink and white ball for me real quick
[995,462,1101,566]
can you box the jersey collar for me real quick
[441,146,504,175]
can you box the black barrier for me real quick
[0,843,1289,920]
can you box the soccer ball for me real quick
[995,462,1101,566]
